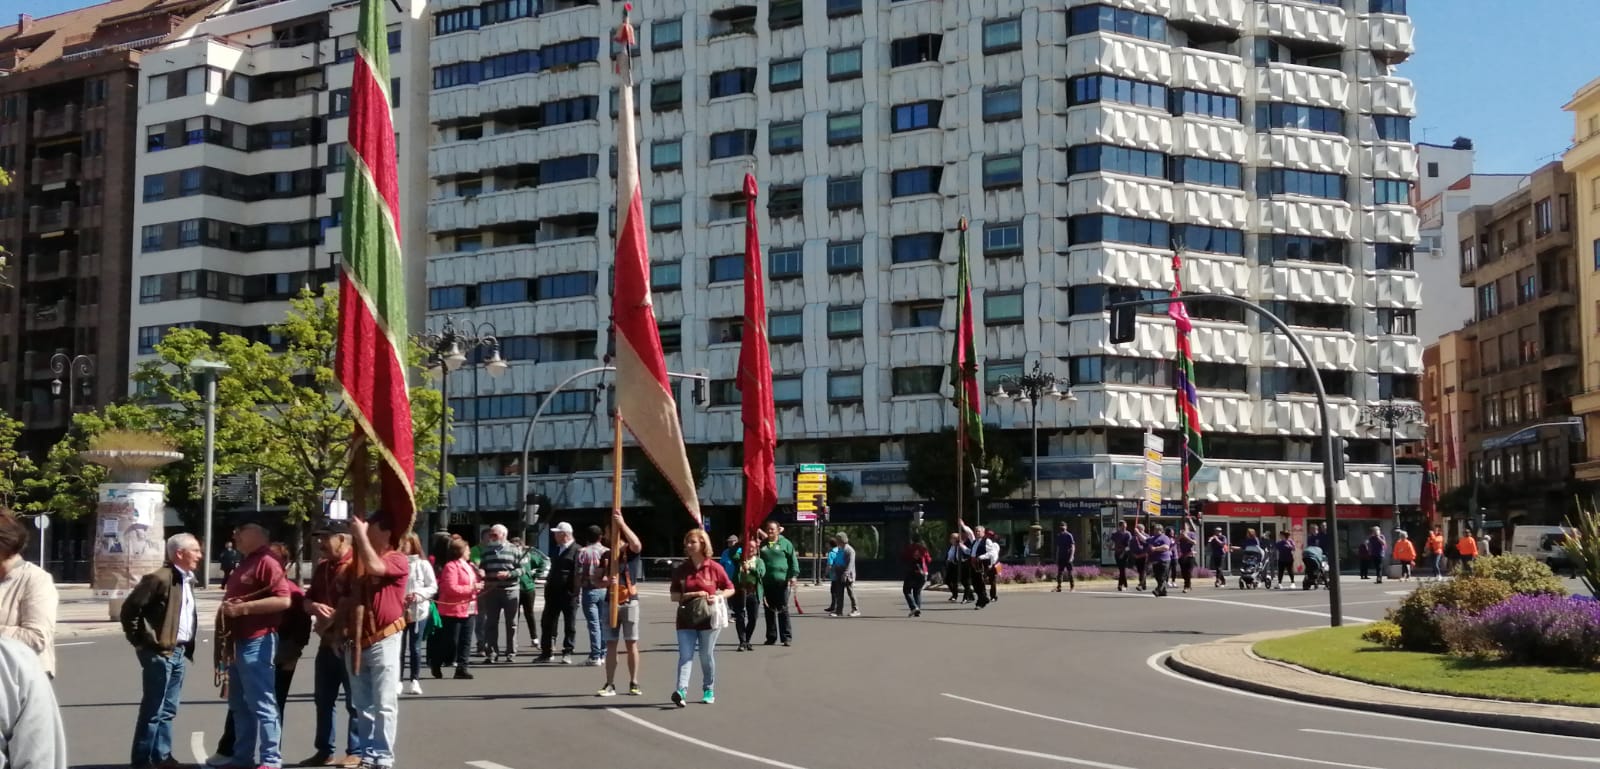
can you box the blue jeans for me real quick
[347,633,402,766]
[130,649,185,766]
[674,628,719,692]
[581,588,607,660]
[314,644,358,756]
[402,623,424,681]
[228,633,282,768]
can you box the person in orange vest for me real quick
[1425,528,1446,581]
[1456,531,1480,576]
[1391,531,1417,581]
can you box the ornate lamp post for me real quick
[991,361,1075,560]
[1361,401,1425,524]
[49,352,94,413]
[412,316,508,534]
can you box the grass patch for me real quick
[1255,626,1600,708]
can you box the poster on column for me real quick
[92,483,168,598]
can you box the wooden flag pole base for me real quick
[609,411,624,629]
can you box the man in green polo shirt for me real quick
[758,520,799,647]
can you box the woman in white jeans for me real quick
[669,529,734,706]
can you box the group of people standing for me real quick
[1107,519,1200,596]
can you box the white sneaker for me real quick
[406,679,423,695]
[205,754,234,768]
[848,610,860,617]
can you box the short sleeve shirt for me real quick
[224,549,290,640]
[367,550,411,628]
[671,559,733,631]
[601,547,639,602]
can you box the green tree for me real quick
[903,428,1025,519]
[1567,501,1600,599]
[0,412,36,509]
[19,403,170,520]
[0,166,10,283]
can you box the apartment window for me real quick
[651,262,682,290]
[429,286,471,310]
[178,220,201,247]
[892,366,943,396]
[480,279,529,305]
[1370,0,1407,14]
[652,19,682,50]
[827,48,863,80]
[709,68,757,98]
[651,79,682,111]
[828,306,863,338]
[1373,243,1414,270]
[984,361,1024,393]
[891,167,942,197]
[828,241,863,273]
[770,0,803,28]
[1260,235,1349,265]
[827,176,863,209]
[983,154,1024,189]
[1068,356,1169,388]
[890,34,942,67]
[892,101,941,132]
[984,293,1024,324]
[1426,162,1439,178]
[455,235,483,253]
[894,300,943,329]
[651,201,682,230]
[985,222,1022,257]
[1168,157,1244,189]
[983,86,1022,121]
[709,129,757,160]
[768,186,804,219]
[535,272,597,300]
[1264,301,1349,332]
[1262,367,1353,398]
[709,254,743,283]
[143,175,168,202]
[827,0,861,15]
[1068,214,1170,249]
[1068,144,1165,179]
[769,311,804,342]
[983,18,1022,53]
[141,225,164,252]
[1170,89,1241,121]
[770,247,803,278]
[137,326,163,354]
[1535,198,1553,237]
[1593,239,1600,272]
[770,58,803,91]
[1069,74,1167,110]
[1378,374,1420,401]
[139,276,163,303]
[651,140,682,171]
[770,121,803,154]
[1372,178,1412,205]
[1379,309,1416,336]
[827,113,863,145]
[1254,102,1344,134]
[1371,115,1411,142]
[1068,4,1168,42]
[1256,169,1346,200]
[891,233,942,264]
[828,372,864,402]
[773,377,803,406]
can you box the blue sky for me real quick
[12,0,1598,173]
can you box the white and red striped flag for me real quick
[612,6,701,526]
[335,0,415,541]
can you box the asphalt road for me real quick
[58,577,1600,769]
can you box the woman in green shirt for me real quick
[731,538,765,651]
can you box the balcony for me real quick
[24,300,72,331]
[1253,63,1350,110]
[1171,0,1247,30]
[1364,76,1417,117]
[29,154,79,186]
[1362,11,1415,64]
[31,105,79,139]
[27,203,75,234]
[24,250,71,282]
[1252,0,1346,47]
[1174,47,1247,95]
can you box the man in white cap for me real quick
[535,523,580,664]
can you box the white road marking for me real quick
[466,762,520,769]
[190,731,207,765]
[935,737,1140,769]
[942,693,1390,769]
[1078,590,1375,622]
[1143,650,1600,742]
[1300,729,1600,763]
[607,707,811,769]
[55,641,94,647]
[1283,599,1395,609]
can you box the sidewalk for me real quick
[1167,629,1600,739]
[56,583,224,641]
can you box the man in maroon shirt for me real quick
[219,523,291,769]
[334,512,409,768]
[302,521,359,767]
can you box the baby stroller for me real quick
[1237,546,1269,589]
[1301,546,1328,590]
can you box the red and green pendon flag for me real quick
[1168,252,1204,496]
[950,218,983,457]
[335,0,415,538]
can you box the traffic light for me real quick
[815,495,830,522]
[1330,436,1349,481]
[974,467,991,497]
[1109,289,1137,345]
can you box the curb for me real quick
[1165,642,1600,739]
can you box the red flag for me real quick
[612,9,701,526]
[336,0,414,541]
[950,219,983,456]
[737,172,776,539]
[1421,455,1440,526]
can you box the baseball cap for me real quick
[553,522,573,535]
[313,519,350,535]
[726,535,739,546]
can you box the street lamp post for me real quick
[412,316,508,535]
[49,352,95,414]
[191,358,230,589]
[1361,401,1423,581]
[991,361,1076,561]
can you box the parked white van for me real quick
[1508,525,1577,571]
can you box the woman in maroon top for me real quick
[669,529,733,707]
[901,536,932,617]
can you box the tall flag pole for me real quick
[737,170,776,541]
[950,218,984,524]
[1420,442,1440,529]
[1168,251,1204,510]
[336,0,415,545]
[611,4,701,537]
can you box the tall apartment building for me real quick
[0,1,214,456]
[1412,138,1525,345]
[426,0,1424,556]
[1564,75,1600,485]
[1457,162,1580,525]
[128,0,430,371]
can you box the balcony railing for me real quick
[29,154,78,186]
[27,203,74,233]
[31,106,79,138]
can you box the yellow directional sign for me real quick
[797,482,828,494]
[796,472,827,482]
[798,499,820,512]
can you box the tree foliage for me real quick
[903,428,1026,518]
[0,412,36,509]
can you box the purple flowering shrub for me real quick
[1470,594,1600,667]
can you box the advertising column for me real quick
[92,483,168,605]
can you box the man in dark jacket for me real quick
[120,532,202,769]
[537,523,580,664]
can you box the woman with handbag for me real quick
[401,533,437,695]
[669,529,734,707]
[432,539,481,680]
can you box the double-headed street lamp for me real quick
[992,361,1076,556]
[1361,401,1425,526]
[413,316,508,534]
[49,352,94,413]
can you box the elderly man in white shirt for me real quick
[119,533,202,769]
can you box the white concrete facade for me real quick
[1412,141,1525,345]
[128,0,431,372]
[426,0,1426,520]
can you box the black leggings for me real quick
[1178,556,1195,589]
[1276,559,1294,583]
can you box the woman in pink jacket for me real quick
[431,539,481,680]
